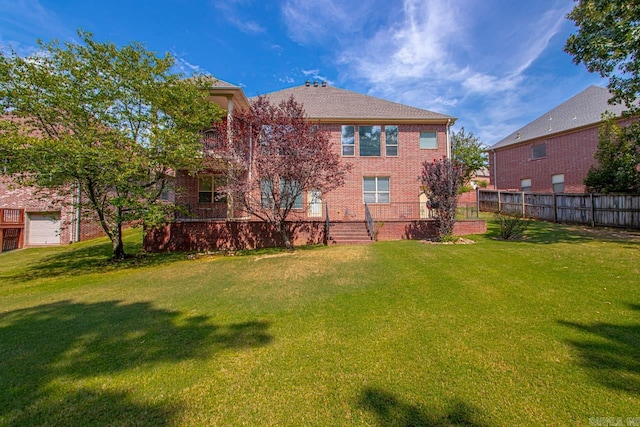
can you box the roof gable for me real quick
[490,86,629,150]
[253,84,455,123]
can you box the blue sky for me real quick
[0,0,605,145]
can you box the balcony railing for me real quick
[1,208,25,253]
[174,202,478,222]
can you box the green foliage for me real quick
[584,113,640,193]
[0,30,223,258]
[564,0,640,113]
[450,127,487,184]
[494,212,531,240]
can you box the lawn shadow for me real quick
[485,219,640,246]
[0,300,272,426]
[358,387,491,427]
[558,303,640,395]
[1,237,190,283]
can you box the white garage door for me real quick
[28,212,61,245]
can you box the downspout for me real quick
[76,183,82,242]
[446,119,452,158]
[492,150,498,189]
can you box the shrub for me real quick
[494,212,532,240]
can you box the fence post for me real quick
[497,190,502,213]
[553,193,558,223]
[590,193,595,228]
[521,192,525,217]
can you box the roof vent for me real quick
[313,81,319,87]
[515,132,520,140]
[321,81,327,87]
[305,80,310,87]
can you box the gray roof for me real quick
[490,85,629,150]
[253,83,455,122]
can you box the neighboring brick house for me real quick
[488,85,629,193]
[0,176,104,251]
[145,80,487,251]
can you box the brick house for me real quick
[0,114,104,252]
[144,80,486,251]
[0,177,104,252]
[488,85,629,193]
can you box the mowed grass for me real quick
[1,221,639,426]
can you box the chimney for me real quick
[305,80,310,87]
[321,81,327,87]
[313,81,319,87]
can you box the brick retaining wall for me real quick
[144,219,486,252]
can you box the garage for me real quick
[27,212,61,245]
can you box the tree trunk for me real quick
[278,222,293,251]
[112,224,126,260]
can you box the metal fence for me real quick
[479,190,640,229]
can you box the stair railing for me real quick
[364,202,375,241]
[325,203,331,244]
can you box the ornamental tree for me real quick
[214,96,351,250]
[419,157,467,240]
[0,31,223,259]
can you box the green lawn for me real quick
[1,221,639,426]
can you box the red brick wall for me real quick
[176,123,449,221]
[376,219,486,241]
[489,120,634,193]
[144,220,326,252]
[0,176,104,244]
[144,219,486,252]
[322,123,447,219]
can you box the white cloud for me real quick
[0,0,67,56]
[281,0,584,144]
[301,68,334,85]
[212,0,266,35]
[172,54,209,76]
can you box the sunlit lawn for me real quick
[1,221,639,426]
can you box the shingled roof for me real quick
[253,83,455,123]
[490,85,629,150]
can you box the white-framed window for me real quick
[552,174,564,193]
[260,124,274,145]
[385,125,398,156]
[363,177,390,204]
[521,178,532,192]
[198,175,226,203]
[260,179,275,208]
[419,131,437,149]
[260,178,303,209]
[198,175,214,203]
[532,143,546,160]
[280,179,303,209]
[359,125,381,156]
[341,125,355,156]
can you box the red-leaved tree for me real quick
[213,96,351,250]
[420,157,467,240]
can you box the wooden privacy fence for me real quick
[478,190,640,229]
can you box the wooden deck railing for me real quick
[0,208,25,253]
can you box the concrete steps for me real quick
[328,221,374,245]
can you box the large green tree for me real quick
[584,113,640,193]
[564,0,640,112]
[0,31,222,259]
[450,127,487,185]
